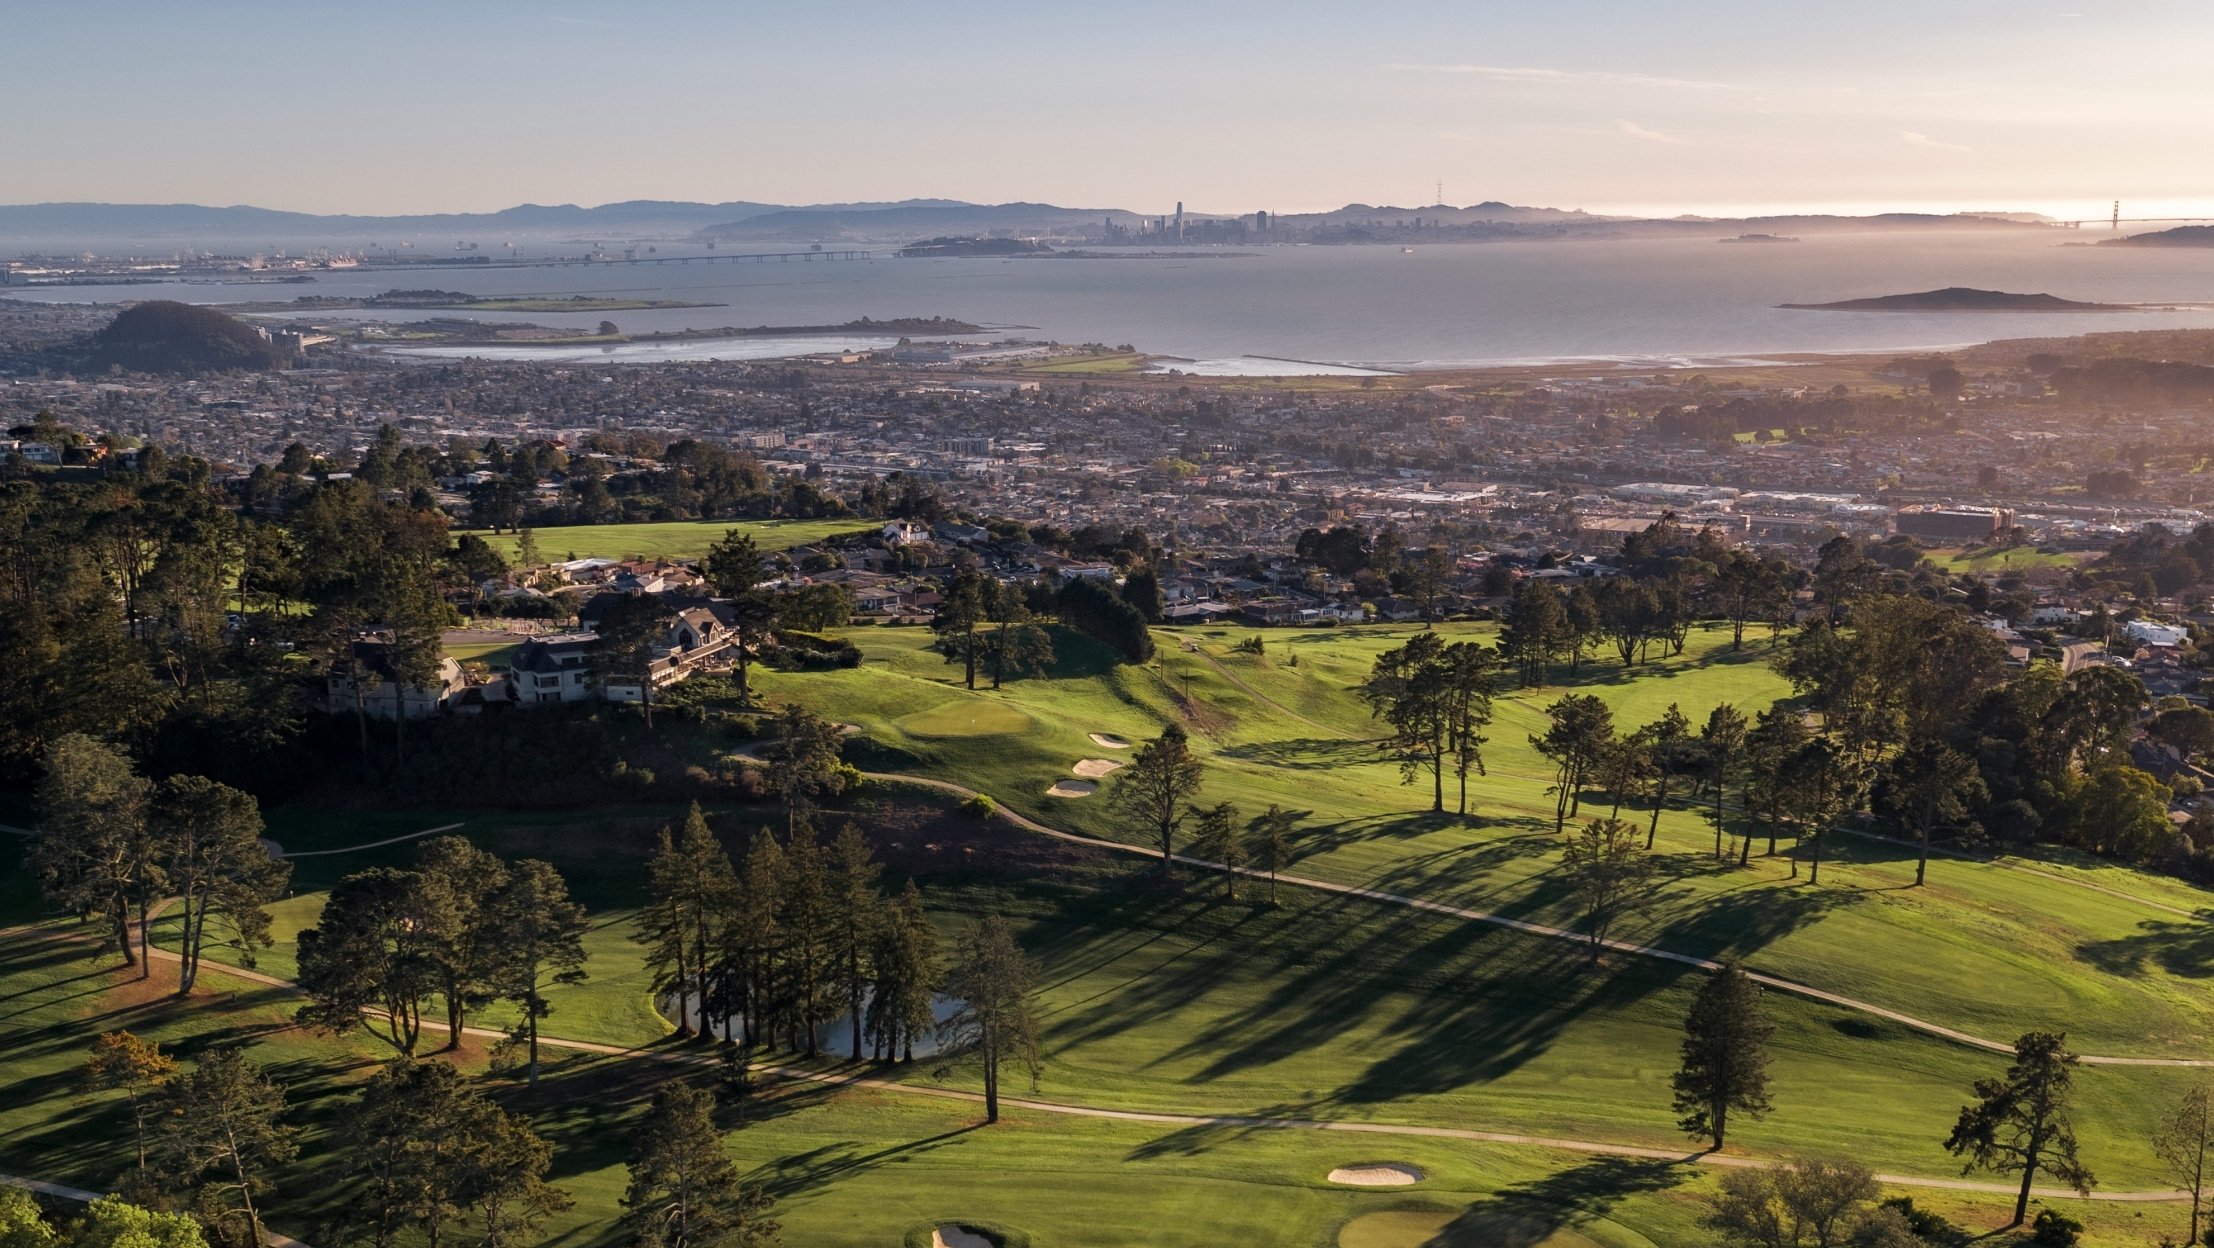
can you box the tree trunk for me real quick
[526,990,541,1086]
[1916,824,1930,887]
[1809,830,1823,884]
[1431,751,1444,813]
[2012,1155,2036,1226]
[111,900,135,970]
[135,892,152,980]
[850,978,864,1061]
[445,983,465,1051]
[1648,777,1667,850]
[1713,769,1728,852]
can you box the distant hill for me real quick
[0,198,2064,247]
[0,198,975,242]
[2100,225,2214,248]
[1781,287,2130,312]
[79,301,289,374]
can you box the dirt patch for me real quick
[1045,780,1098,798]
[1072,758,1124,779]
[934,1228,997,1248]
[1327,1163,1424,1187]
[1088,733,1131,749]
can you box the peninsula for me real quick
[2098,225,2214,248]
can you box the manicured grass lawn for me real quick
[444,638,522,667]
[0,911,2188,1247]
[1933,546,2087,572]
[1022,352,1147,375]
[458,518,871,564]
[141,781,2201,1194]
[747,621,2214,1057]
[18,618,2214,1245]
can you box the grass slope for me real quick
[458,518,870,564]
[749,622,2214,1056]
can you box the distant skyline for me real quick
[11,1,2212,222]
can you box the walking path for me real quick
[849,769,2214,1068]
[19,782,2214,1067]
[85,931,2183,1205]
[268,823,466,859]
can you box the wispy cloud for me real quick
[1386,63,1735,91]
[1616,119,1688,145]
[1897,129,1971,152]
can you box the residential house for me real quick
[504,633,600,705]
[326,638,467,720]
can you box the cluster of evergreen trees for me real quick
[1497,544,1794,686]
[635,806,942,1064]
[79,1027,783,1248]
[293,837,589,1084]
[30,735,288,994]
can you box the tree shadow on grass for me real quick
[2078,913,2214,979]
[747,1123,982,1200]
[1643,883,1856,968]
[1120,1099,1335,1161]
[1217,738,1380,771]
[1438,1155,1690,1245]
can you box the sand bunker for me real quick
[932,1228,996,1248]
[1046,779,1099,798]
[1327,1163,1424,1187]
[1089,732,1132,749]
[1072,758,1124,779]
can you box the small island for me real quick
[1781,286,2132,312]
[1720,233,1799,244]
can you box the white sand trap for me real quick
[933,1228,996,1248]
[1046,779,1099,798]
[1073,758,1124,779]
[1327,1163,1424,1187]
[1089,732,1131,749]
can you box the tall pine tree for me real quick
[1670,961,1775,1149]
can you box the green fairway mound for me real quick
[1328,1162,1425,1186]
[1046,779,1099,798]
[1337,1208,1605,1248]
[899,702,1038,738]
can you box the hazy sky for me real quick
[10,0,2211,219]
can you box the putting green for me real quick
[899,701,1039,738]
[1337,1208,1611,1248]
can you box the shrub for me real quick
[768,628,862,670]
[961,793,996,820]
[1877,1198,1969,1248]
[1056,576,1154,663]
[2030,1208,2082,1248]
